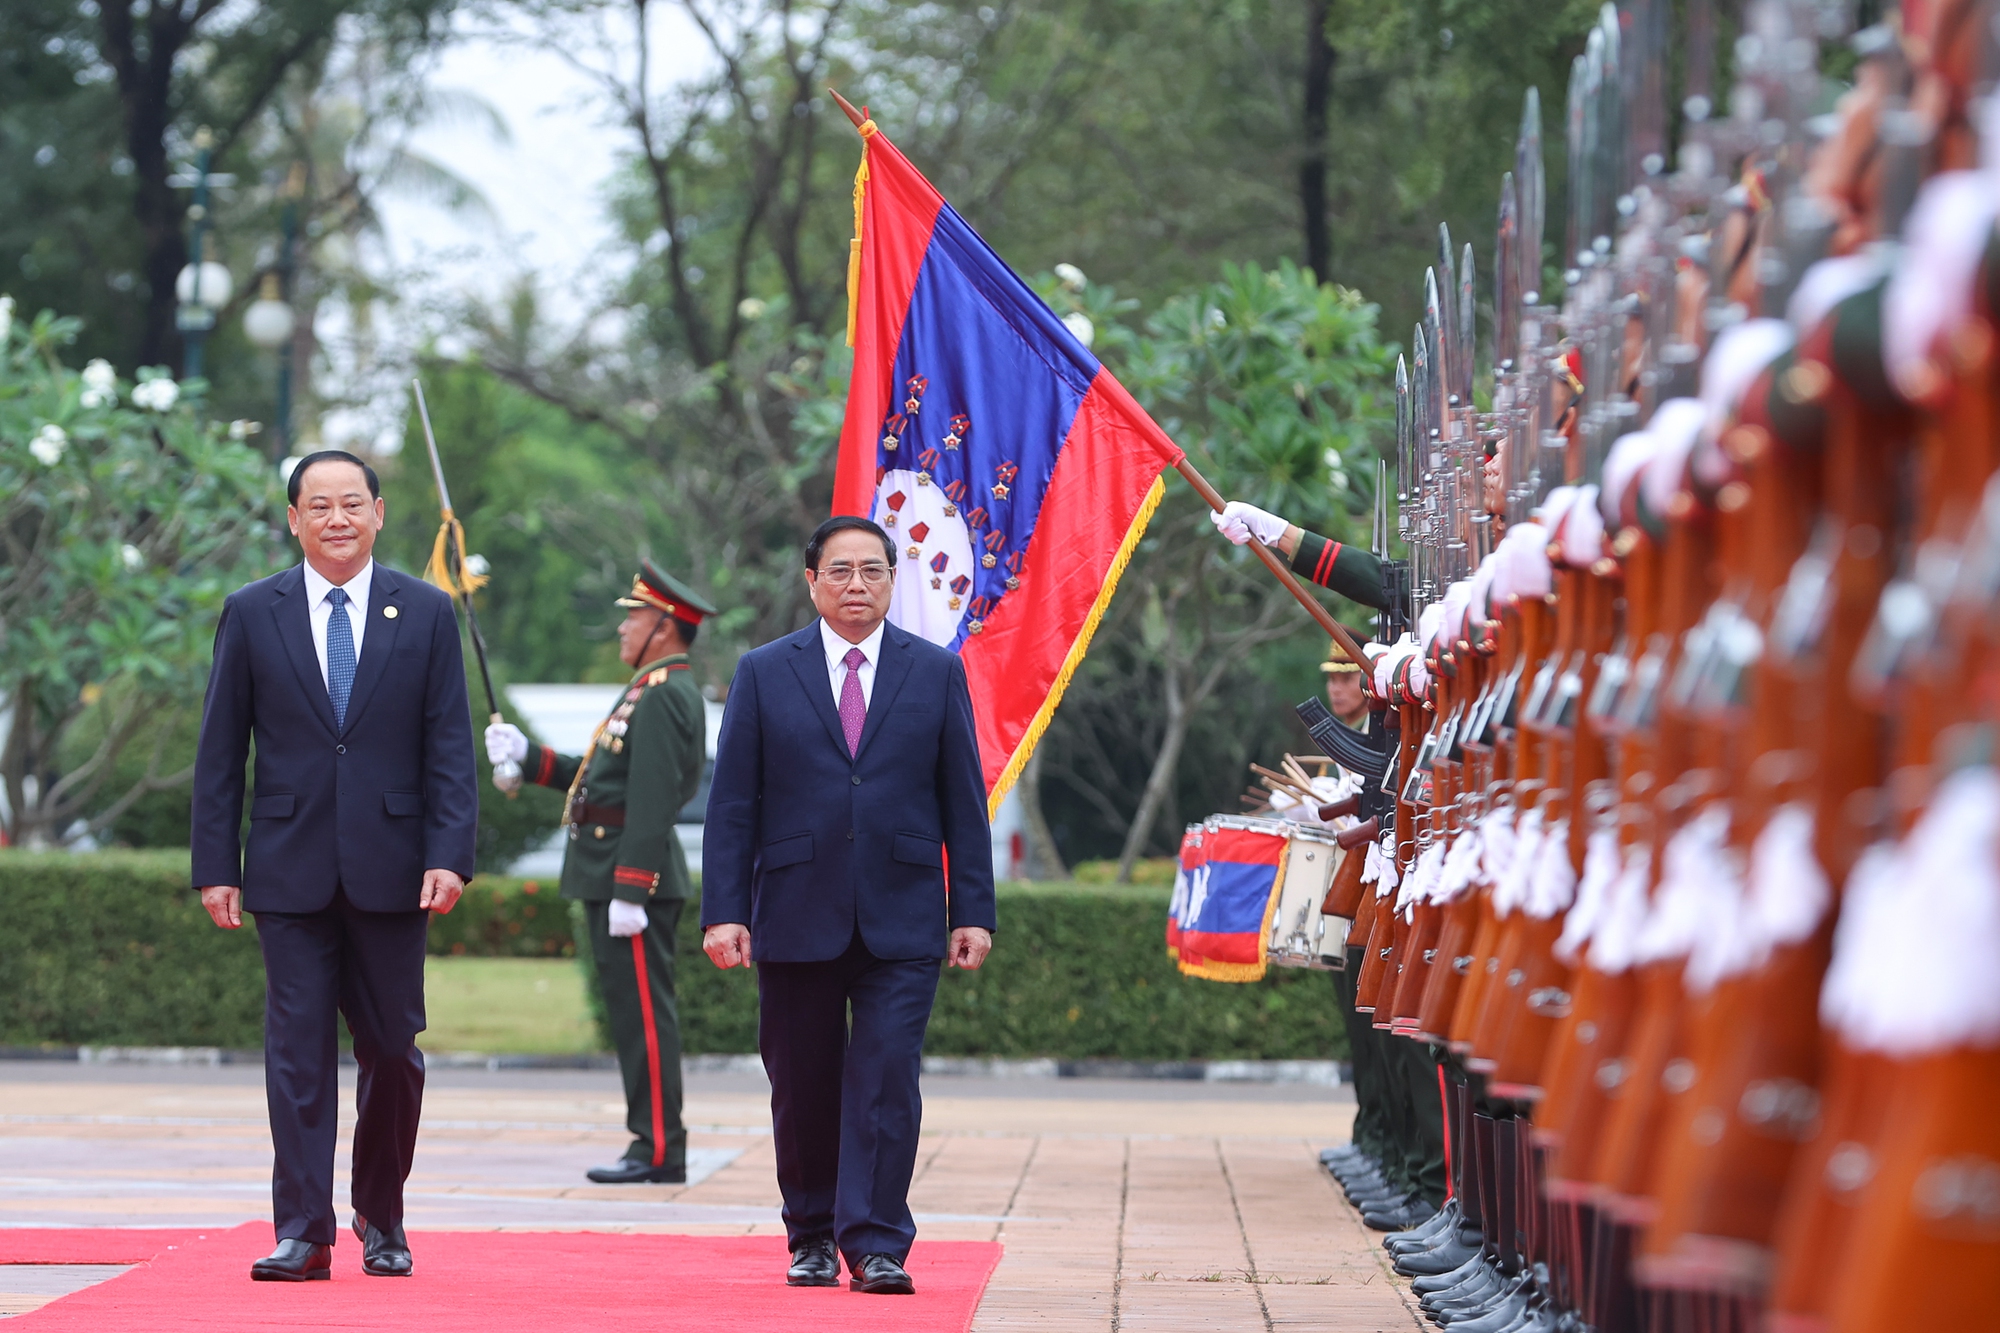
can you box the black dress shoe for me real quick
[586,1158,687,1184]
[786,1237,840,1287]
[250,1238,332,1282]
[351,1214,412,1277]
[849,1253,915,1295]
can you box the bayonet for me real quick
[1458,241,1477,408]
[1496,173,1519,372]
[1436,225,1459,406]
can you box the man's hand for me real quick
[607,899,649,938]
[485,722,529,767]
[948,927,993,970]
[703,923,752,969]
[199,886,242,930]
[420,869,466,914]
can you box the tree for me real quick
[0,0,458,377]
[1064,260,1392,879]
[0,302,283,847]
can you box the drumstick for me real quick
[1258,778,1319,813]
[1280,754,1318,792]
[1251,765,1315,802]
[1291,755,1335,770]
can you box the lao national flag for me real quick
[1177,824,1286,983]
[832,116,1184,812]
[1167,824,1208,961]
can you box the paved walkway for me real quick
[0,1063,1421,1330]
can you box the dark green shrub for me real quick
[0,854,1346,1061]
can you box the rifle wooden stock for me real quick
[1765,1049,1898,1326]
[1322,821,1374,917]
[1417,890,1483,1037]
[1536,966,1641,1183]
[1353,892,1397,1013]
[1815,1047,2000,1333]
[1584,960,1690,1206]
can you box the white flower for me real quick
[132,377,179,412]
[120,544,144,570]
[80,358,116,409]
[29,423,67,466]
[463,553,491,578]
[736,297,767,321]
[227,419,263,441]
[0,295,13,346]
[1061,311,1096,348]
[1053,262,1087,291]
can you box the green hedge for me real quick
[0,852,1346,1061]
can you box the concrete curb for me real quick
[2,1045,1346,1084]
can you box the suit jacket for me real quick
[700,621,996,962]
[190,562,479,913]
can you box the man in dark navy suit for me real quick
[701,515,996,1296]
[192,450,477,1283]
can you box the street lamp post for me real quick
[244,165,303,460]
[171,127,236,381]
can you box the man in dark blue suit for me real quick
[192,450,477,1283]
[701,515,996,1296]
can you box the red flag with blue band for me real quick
[832,115,1184,813]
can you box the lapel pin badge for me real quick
[383,605,399,619]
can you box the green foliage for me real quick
[426,875,575,958]
[0,850,264,1048]
[0,308,284,845]
[2,856,1345,1062]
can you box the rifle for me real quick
[412,379,521,796]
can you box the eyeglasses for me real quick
[816,562,892,587]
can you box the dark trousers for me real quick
[1384,1034,1449,1206]
[756,933,940,1265]
[1336,947,1392,1161]
[253,887,429,1245]
[585,898,686,1171]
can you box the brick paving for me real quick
[0,1063,1421,1329]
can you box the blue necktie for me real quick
[326,586,356,731]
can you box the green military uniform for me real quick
[524,561,717,1182]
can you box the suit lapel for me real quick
[340,565,406,735]
[270,566,338,739]
[788,625,852,758]
[852,626,914,762]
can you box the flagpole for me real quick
[1170,458,1373,671]
[829,88,1373,673]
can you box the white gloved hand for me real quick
[485,722,529,767]
[607,898,650,937]
[1207,501,1290,547]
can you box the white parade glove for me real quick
[1208,500,1289,547]
[485,722,529,766]
[607,899,650,937]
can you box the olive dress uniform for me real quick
[523,564,715,1182]
[1294,539,1450,1211]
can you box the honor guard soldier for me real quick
[484,560,717,1184]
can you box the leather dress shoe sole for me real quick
[586,1159,687,1185]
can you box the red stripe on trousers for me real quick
[1438,1063,1454,1202]
[630,932,667,1167]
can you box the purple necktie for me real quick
[839,647,867,756]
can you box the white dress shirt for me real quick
[301,559,373,689]
[820,617,886,711]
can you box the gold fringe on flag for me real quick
[844,118,877,349]
[424,510,488,597]
[986,473,1167,820]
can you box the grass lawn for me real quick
[423,956,605,1055]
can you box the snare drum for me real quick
[1267,823,1349,970]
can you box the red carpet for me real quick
[0,1230,196,1264]
[3,1225,1004,1332]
